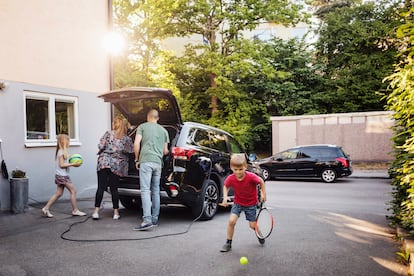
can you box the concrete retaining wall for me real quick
[271,111,394,162]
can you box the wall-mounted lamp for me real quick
[0,80,8,91]
[0,80,9,91]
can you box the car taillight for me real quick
[172,147,195,160]
[336,157,349,168]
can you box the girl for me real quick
[93,116,133,220]
[42,134,86,218]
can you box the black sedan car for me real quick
[253,144,352,183]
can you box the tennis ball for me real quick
[240,256,248,265]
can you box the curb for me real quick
[396,226,414,274]
[349,170,389,179]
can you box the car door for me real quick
[270,149,299,177]
[99,87,183,178]
[99,87,182,127]
[294,147,319,176]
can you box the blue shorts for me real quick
[231,204,257,222]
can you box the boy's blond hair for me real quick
[230,153,247,167]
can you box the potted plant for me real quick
[11,169,26,178]
[10,168,28,214]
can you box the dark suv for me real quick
[253,144,352,183]
[99,87,262,220]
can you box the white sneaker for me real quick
[113,214,120,220]
[92,212,100,220]
[72,210,86,216]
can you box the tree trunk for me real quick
[209,72,217,115]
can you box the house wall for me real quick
[271,111,394,162]
[0,0,111,92]
[0,1,112,211]
[0,82,110,210]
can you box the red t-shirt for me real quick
[224,171,261,207]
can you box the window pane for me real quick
[55,101,75,138]
[209,131,227,152]
[228,136,242,154]
[26,99,49,139]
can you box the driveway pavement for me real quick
[0,169,389,237]
[0,169,406,276]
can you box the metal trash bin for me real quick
[10,178,29,214]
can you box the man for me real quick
[133,109,169,230]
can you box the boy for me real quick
[219,153,266,252]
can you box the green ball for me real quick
[240,256,248,265]
[69,154,83,166]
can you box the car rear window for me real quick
[319,148,339,158]
[301,146,344,159]
[187,128,228,152]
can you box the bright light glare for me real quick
[102,32,125,55]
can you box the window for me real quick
[228,136,243,154]
[24,91,80,147]
[209,131,227,152]
[282,150,299,160]
[252,28,277,41]
[188,128,210,148]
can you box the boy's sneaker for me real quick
[258,237,265,245]
[92,212,99,220]
[133,222,154,231]
[220,243,232,252]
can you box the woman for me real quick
[92,116,133,220]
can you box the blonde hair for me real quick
[230,153,247,167]
[113,116,128,139]
[55,134,70,160]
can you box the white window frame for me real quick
[24,91,81,147]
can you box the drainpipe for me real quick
[108,0,114,92]
[107,0,115,119]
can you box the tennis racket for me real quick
[255,202,274,239]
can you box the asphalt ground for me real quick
[1,169,406,276]
[0,169,389,239]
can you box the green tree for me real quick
[385,3,414,233]
[148,0,305,149]
[246,38,325,116]
[313,0,402,113]
[146,0,300,115]
[111,0,179,92]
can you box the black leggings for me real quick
[95,168,120,209]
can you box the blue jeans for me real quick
[139,162,161,224]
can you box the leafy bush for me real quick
[385,6,414,234]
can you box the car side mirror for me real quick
[248,153,257,161]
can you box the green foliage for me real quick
[150,0,305,150]
[385,4,414,233]
[11,169,26,178]
[247,38,324,116]
[396,246,411,265]
[110,0,406,155]
[314,0,401,113]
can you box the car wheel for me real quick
[321,168,337,183]
[119,196,141,210]
[192,180,219,220]
[261,167,270,181]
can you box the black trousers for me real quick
[95,168,120,209]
